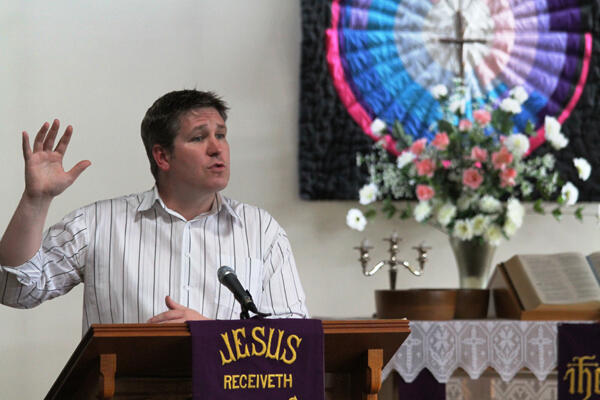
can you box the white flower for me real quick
[449,98,466,115]
[573,158,591,181]
[544,116,569,150]
[506,198,525,228]
[436,202,457,226]
[359,183,378,205]
[509,86,529,105]
[346,208,367,231]
[471,214,490,236]
[521,181,533,196]
[544,115,561,136]
[479,195,502,213]
[457,196,470,211]
[504,133,530,158]
[414,201,432,222]
[560,182,579,206]
[484,224,504,246]
[431,84,448,99]
[396,151,416,169]
[503,220,519,237]
[370,118,387,137]
[453,219,474,240]
[548,131,569,150]
[542,154,555,169]
[499,97,522,114]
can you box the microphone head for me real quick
[217,266,235,283]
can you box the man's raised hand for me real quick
[22,119,91,200]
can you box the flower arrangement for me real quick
[347,82,592,245]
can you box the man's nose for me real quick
[207,136,221,156]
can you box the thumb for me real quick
[67,160,91,181]
[165,295,185,310]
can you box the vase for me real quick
[449,237,497,289]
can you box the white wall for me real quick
[1,1,598,398]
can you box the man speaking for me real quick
[0,90,308,333]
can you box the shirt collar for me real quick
[137,186,241,222]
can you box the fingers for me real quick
[43,119,60,151]
[147,309,184,324]
[158,318,187,324]
[22,132,32,161]
[32,121,51,152]
[53,124,74,155]
[165,295,185,310]
[67,160,91,182]
[29,119,74,155]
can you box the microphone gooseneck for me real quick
[217,266,270,319]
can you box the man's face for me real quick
[163,107,230,195]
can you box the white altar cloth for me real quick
[383,320,565,383]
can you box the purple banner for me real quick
[189,319,324,400]
[397,369,445,400]
[558,323,600,400]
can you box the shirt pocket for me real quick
[215,256,263,319]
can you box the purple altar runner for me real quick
[558,323,600,400]
[188,319,324,400]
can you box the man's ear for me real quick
[152,144,171,172]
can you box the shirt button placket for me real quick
[181,222,192,305]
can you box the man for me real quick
[0,90,308,333]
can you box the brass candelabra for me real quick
[353,232,431,290]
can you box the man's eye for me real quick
[216,133,226,139]
[192,136,205,142]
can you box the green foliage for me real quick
[552,207,562,220]
[533,199,545,214]
[575,206,584,221]
[399,204,413,219]
[381,197,397,219]
[391,121,413,149]
[524,121,535,137]
[364,208,377,220]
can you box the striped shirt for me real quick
[0,188,308,334]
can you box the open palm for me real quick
[23,119,90,199]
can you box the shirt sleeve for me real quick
[0,209,88,309]
[259,221,309,319]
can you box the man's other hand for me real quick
[147,296,209,323]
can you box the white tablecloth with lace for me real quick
[382,320,567,383]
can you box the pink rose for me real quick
[416,184,435,201]
[410,138,427,156]
[463,168,484,189]
[432,131,449,150]
[470,146,488,162]
[459,119,472,131]
[500,168,517,187]
[492,146,513,170]
[473,109,491,125]
[416,158,435,177]
[441,160,452,169]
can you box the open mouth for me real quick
[209,163,226,170]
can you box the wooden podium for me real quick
[45,320,409,400]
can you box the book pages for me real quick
[519,253,600,305]
[586,252,600,282]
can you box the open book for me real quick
[501,252,600,312]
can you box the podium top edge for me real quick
[89,319,410,337]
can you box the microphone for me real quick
[217,266,269,318]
